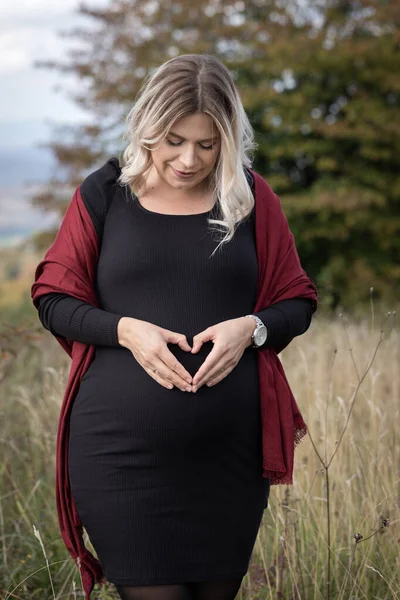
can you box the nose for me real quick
[179,145,198,170]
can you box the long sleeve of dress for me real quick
[37,292,124,347]
[36,292,313,350]
[254,297,313,351]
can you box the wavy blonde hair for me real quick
[117,53,258,255]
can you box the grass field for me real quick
[0,308,399,599]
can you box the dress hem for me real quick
[107,569,248,586]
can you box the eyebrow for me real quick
[168,131,220,143]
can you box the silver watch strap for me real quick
[245,314,264,327]
[245,315,265,348]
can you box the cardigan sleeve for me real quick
[37,292,123,347]
[253,297,313,351]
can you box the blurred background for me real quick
[1,1,399,599]
[1,0,399,322]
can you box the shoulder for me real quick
[80,156,121,214]
[79,156,122,239]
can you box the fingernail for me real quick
[185,387,192,392]
[193,387,198,393]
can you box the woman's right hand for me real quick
[117,317,193,392]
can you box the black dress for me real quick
[37,158,313,586]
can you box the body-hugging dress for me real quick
[37,158,313,586]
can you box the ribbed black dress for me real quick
[37,158,313,586]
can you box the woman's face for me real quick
[149,112,221,194]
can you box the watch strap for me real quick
[245,314,265,348]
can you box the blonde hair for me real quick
[117,53,258,256]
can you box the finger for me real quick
[165,330,192,352]
[147,360,191,392]
[192,346,227,387]
[140,347,190,391]
[199,361,231,388]
[159,347,193,385]
[144,366,174,390]
[196,351,241,388]
[149,355,192,392]
[205,364,235,387]
[191,328,213,354]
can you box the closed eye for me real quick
[166,139,214,150]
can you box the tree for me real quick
[31,0,400,308]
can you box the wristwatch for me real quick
[245,315,268,348]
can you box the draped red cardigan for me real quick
[31,166,318,599]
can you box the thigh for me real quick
[187,577,244,600]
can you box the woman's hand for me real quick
[190,317,255,391]
[117,317,194,392]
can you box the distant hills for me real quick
[0,137,60,247]
[0,116,84,248]
[0,144,56,187]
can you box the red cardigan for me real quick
[31,166,318,599]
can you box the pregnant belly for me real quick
[69,343,261,475]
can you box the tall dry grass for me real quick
[0,308,399,599]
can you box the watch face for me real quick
[254,325,267,346]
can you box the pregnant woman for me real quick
[31,53,318,600]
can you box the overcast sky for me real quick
[0,1,104,243]
[0,1,93,147]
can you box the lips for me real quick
[171,167,196,175]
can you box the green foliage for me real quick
[30,0,400,307]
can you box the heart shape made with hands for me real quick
[182,317,254,390]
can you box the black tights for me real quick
[115,577,243,600]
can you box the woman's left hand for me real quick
[190,317,256,392]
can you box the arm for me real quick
[31,157,123,355]
[37,292,124,347]
[251,297,313,351]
